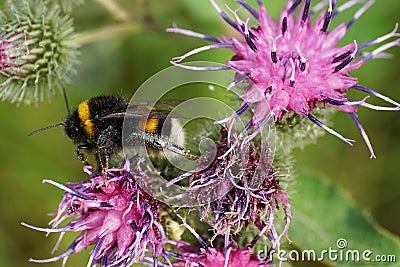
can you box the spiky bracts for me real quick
[169,0,400,158]
[0,0,78,105]
[22,160,168,267]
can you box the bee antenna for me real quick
[28,123,64,136]
[62,87,71,115]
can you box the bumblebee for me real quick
[30,93,197,175]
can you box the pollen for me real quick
[78,100,95,138]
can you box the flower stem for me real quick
[74,22,141,46]
[95,0,131,22]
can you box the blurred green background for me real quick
[0,0,399,266]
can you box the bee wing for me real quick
[152,100,183,110]
[102,111,173,119]
[101,110,181,120]
[102,100,185,120]
[102,111,148,119]
[126,100,183,110]
[130,100,183,113]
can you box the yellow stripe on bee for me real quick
[78,101,95,138]
[145,118,159,133]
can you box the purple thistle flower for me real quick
[169,241,265,267]
[22,159,168,267]
[167,128,291,264]
[168,0,400,158]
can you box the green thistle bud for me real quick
[0,0,79,105]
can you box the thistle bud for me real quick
[0,0,79,105]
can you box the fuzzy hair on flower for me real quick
[22,159,169,267]
[0,0,78,105]
[168,0,400,158]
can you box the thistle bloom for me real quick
[170,241,265,267]
[168,0,400,158]
[167,128,291,264]
[22,160,167,267]
[0,0,78,105]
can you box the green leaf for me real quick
[288,172,400,267]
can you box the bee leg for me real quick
[154,136,199,159]
[96,146,109,186]
[97,126,120,186]
[168,143,199,160]
[131,131,199,159]
[76,144,95,166]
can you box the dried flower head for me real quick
[22,160,167,267]
[0,0,78,105]
[167,128,291,263]
[169,0,400,158]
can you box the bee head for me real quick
[64,111,88,144]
